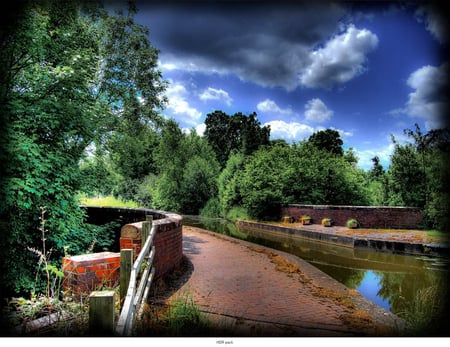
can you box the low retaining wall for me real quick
[281,204,423,229]
[237,220,448,257]
[63,207,183,295]
[62,252,121,295]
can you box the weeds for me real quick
[138,292,210,336]
[398,284,448,335]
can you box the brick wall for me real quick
[281,204,423,229]
[119,215,183,279]
[62,252,120,295]
[63,207,183,296]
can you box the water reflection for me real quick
[183,216,449,326]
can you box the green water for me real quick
[183,215,449,328]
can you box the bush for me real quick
[200,197,221,218]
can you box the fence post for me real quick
[120,249,133,301]
[142,217,153,244]
[89,291,115,336]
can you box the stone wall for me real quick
[281,204,423,229]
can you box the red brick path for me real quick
[173,226,403,337]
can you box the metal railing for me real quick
[115,218,156,336]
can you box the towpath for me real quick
[161,226,405,337]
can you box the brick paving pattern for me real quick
[173,226,404,337]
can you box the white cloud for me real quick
[264,120,314,142]
[403,63,448,130]
[257,99,295,116]
[355,143,395,171]
[300,25,379,88]
[304,98,333,123]
[199,87,233,106]
[165,81,202,126]
[195,123,206,136]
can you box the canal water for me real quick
[182,215,449,320]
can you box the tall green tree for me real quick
[0,0,167,295]
[233,141,369,220]
[204,110,270,167]
[151,120,220,214]
[0,0,106,295]
[308,129,344,156]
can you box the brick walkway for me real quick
[170,226,404,337]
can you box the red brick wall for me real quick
[62,252,120,295]
[153,225,183,277]
[119,217,183,279]
[63,208,183,296]
[281,204,423,229]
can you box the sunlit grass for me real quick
[78,194,140,208]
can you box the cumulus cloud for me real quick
[142,3,381,91]
[257,99,295,116]
[300,25,379,88]
[199,87,233,106]
[165,81,202,126]
[403,63,448,130]
[355,143,395,171]
[264,120,314,142]
[304,98,333,123]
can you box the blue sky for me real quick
[132,1,448,170]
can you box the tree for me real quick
[204,110,270,167]
[308,129,344,156]
[217,152,246,216]
[235,141,369,220]
[389,139,426,208]
[0,0,105,295]
[0,0,168,295]
[150,121,220,214]
[93,1,167,200]
[370,156,384,179]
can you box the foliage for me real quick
[231,141,370,220]
[200,197,222,218]
[398,284,448,336]
[139,292,210,337]
[217,152,246,217]
[148,120,220,214]
[389,125,450,230]
[79,194,140,208]
[0,0,166,296]
[204,110,270,167]
[346,219,359,228]
[308,129,344,156]
[321,218,333,226]
[225,207,251,222]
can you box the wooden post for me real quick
[120,249,133,301]
[89,291,115,336]
[145,214,153,223]
[142,221,151,244]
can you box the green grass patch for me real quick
[226,206,250,222]
[78,194,140,208]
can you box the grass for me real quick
[397,284,449,336]
[78,194,140,208]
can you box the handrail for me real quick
[115,223,156,336]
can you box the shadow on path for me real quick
[148,234,205,305]
[183,235,207,255]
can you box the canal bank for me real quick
[170,226,405,336]
[182,215,450,334]
[236,220,450,257]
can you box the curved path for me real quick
[167,226,405,337]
